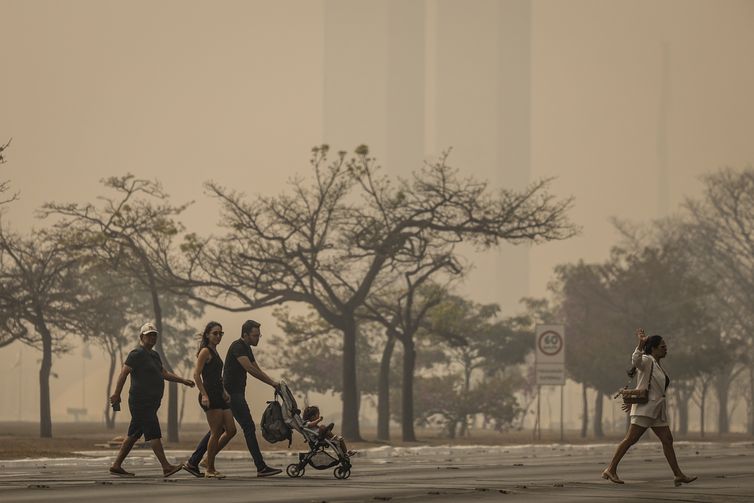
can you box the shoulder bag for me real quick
[614,360,653,405]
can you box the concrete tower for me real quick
[323,0,531,312]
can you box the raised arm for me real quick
[631,328,648,369]
[236,355,278,388]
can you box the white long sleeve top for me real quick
[629,346,669,420]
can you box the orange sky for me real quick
[1,0,752,427]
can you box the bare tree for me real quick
[0,138,18,205]
[269,305,387,427]
[176,146,576,440]
[0,225,84,437]
[359,240,461,441]
[686,167,754,433]
[691,374,714,437]
[74,266,142,429]
[40,175,192,441]
[0,138,10,164]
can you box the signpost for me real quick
[534,325,565,441]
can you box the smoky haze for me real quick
[0,0,753,437]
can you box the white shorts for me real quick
[630,415,669,428]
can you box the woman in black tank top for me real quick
[193,322,237,478]
[198,347,225,411]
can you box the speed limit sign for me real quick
[535,325,565,385]
[535,325,565,363]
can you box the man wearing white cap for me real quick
[109,322,195,477]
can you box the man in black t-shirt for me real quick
[109,322,195,477]
[184,319,282,478]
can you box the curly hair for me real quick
[643,335,664,355]
[302,405,320,422]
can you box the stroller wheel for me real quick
[334,466,351,480]
[286,463,304,478]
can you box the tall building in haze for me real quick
[323,0,531,312]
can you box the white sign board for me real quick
[535,325,565,385]
[535,364,566,385]
[535,325,565,364]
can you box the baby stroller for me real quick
[275,381,352,480]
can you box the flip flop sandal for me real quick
[183,463,204,478]
[163,464,183,478]
[109,466,135,477]
[205,471,226,479]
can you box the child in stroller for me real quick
[302,405,356,458]
[275,381,353,480]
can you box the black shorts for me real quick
[127,399,162,441]
[198,391,229,412]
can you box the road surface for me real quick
[1,440,752,502]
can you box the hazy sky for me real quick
[1,0,753,427]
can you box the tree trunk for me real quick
[167,381,178,442]
[463,361,472,393]
[401,337,417,442]
[341,319,362,441]
[447,419,457,439]
[104,351,117,429]
[593,392,604,438]
[674,382,693,436]
[39,325,53,438]
[715,371,731,435]
[179,381,187,428]
[677,397,689,436]
[580,383,588,438]
[749,366,754,435]
[141,255,178,443]
[700,382,707,438]
[377,335,396,442]
[459,360,472,437]
[458,419,468,437]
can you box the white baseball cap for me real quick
[139,322,159,335]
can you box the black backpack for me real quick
[261,398,292,447]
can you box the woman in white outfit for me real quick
[602,328,696,486]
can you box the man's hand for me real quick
[200,394,209,408]
[183,379,195,388]
[109,393,121,406]
[621,402,631,413]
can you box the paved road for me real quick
[1,440,753,502]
